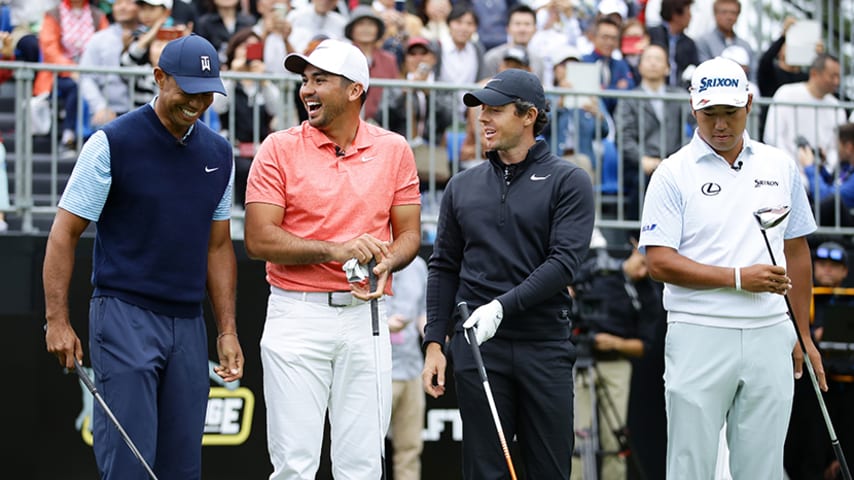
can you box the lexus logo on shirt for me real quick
[701,182,722,196]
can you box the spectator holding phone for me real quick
[212,27,279,209]
[78,0,141,130]
[121,0,181,108]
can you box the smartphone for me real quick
[394,0,406,12]
[246,42,264,62]
[156,27,182,41]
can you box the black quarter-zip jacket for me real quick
[424,140,595,348]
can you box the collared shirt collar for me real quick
[689,129,754,166]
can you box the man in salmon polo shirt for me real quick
[243,38,422,480]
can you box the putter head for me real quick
[754,205,791,230]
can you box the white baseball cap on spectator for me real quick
[598,0,628,19]
[720,45,750,68]
[136,0,173,9]
[689,57,749,110]
[550,45,582,66]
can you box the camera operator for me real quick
[570,240,665,480]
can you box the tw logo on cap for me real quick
[697,77,740,93]
[201,56,211,72]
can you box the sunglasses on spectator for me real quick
[816,247,845,262]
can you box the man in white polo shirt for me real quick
[638,56,827,479]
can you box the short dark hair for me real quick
[512,98,550,136]
[661,0,693,21]
[341,77,368,106]
[810,53,840,73]
[838,123,854,146]
[447,3,478,27]
[508,4,536,22]
[595,16,621,34]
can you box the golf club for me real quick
[459,302,518,480]
[368,259,388,480]
[72,357,160,480]
[753,205,852,480]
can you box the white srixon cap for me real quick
[284,39,370,92]
[690,56,749,110]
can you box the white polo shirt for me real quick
[639,130,816,328]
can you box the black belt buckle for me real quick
[328,292,352,307]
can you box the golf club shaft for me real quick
[367,259,387,480]
[459,303,518,480]
[369,259,379,336]
[73,358,160,480]
[759,232,852,480]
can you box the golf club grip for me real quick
[458,302,489,382]
[73,357,98,394]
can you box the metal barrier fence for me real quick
[2,61,854,239]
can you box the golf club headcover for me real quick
[462,300,504,346]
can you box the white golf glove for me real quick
[462,300,504,346]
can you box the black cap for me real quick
[815,241,848,266]
[463,68,546,112]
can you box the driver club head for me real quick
[753,205,791,230]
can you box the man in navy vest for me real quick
[43,34,243,480]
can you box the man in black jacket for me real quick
[421,68,595,479]
[647,0,699,88]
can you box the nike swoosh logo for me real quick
[205,166,219,173]
[530,174,551,181]
[361,156,375,163]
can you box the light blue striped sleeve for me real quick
[57,131,112,222]
[212,159,234,221]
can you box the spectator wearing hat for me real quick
[345,4,400,123]
[286,0,348,54]
[386,37,455,185]
[640,56,821,479]
[423,67,595,479]
[121,0,179,109]
[694,0,755,80]
[786,240,853,479]
[481,5,547,83]
[44,34,242,480]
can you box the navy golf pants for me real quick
[450,334,576,479]
[89,296,209,480]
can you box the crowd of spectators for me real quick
[4,0,854,225]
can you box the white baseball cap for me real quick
[136,0,173,9]
[689,56,749,110]
[284,39,370,91]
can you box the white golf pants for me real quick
[665,320,797,480]
[261,289,391,480]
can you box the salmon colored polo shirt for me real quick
[245,119,421,293]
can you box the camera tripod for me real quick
[573,351,646,480]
